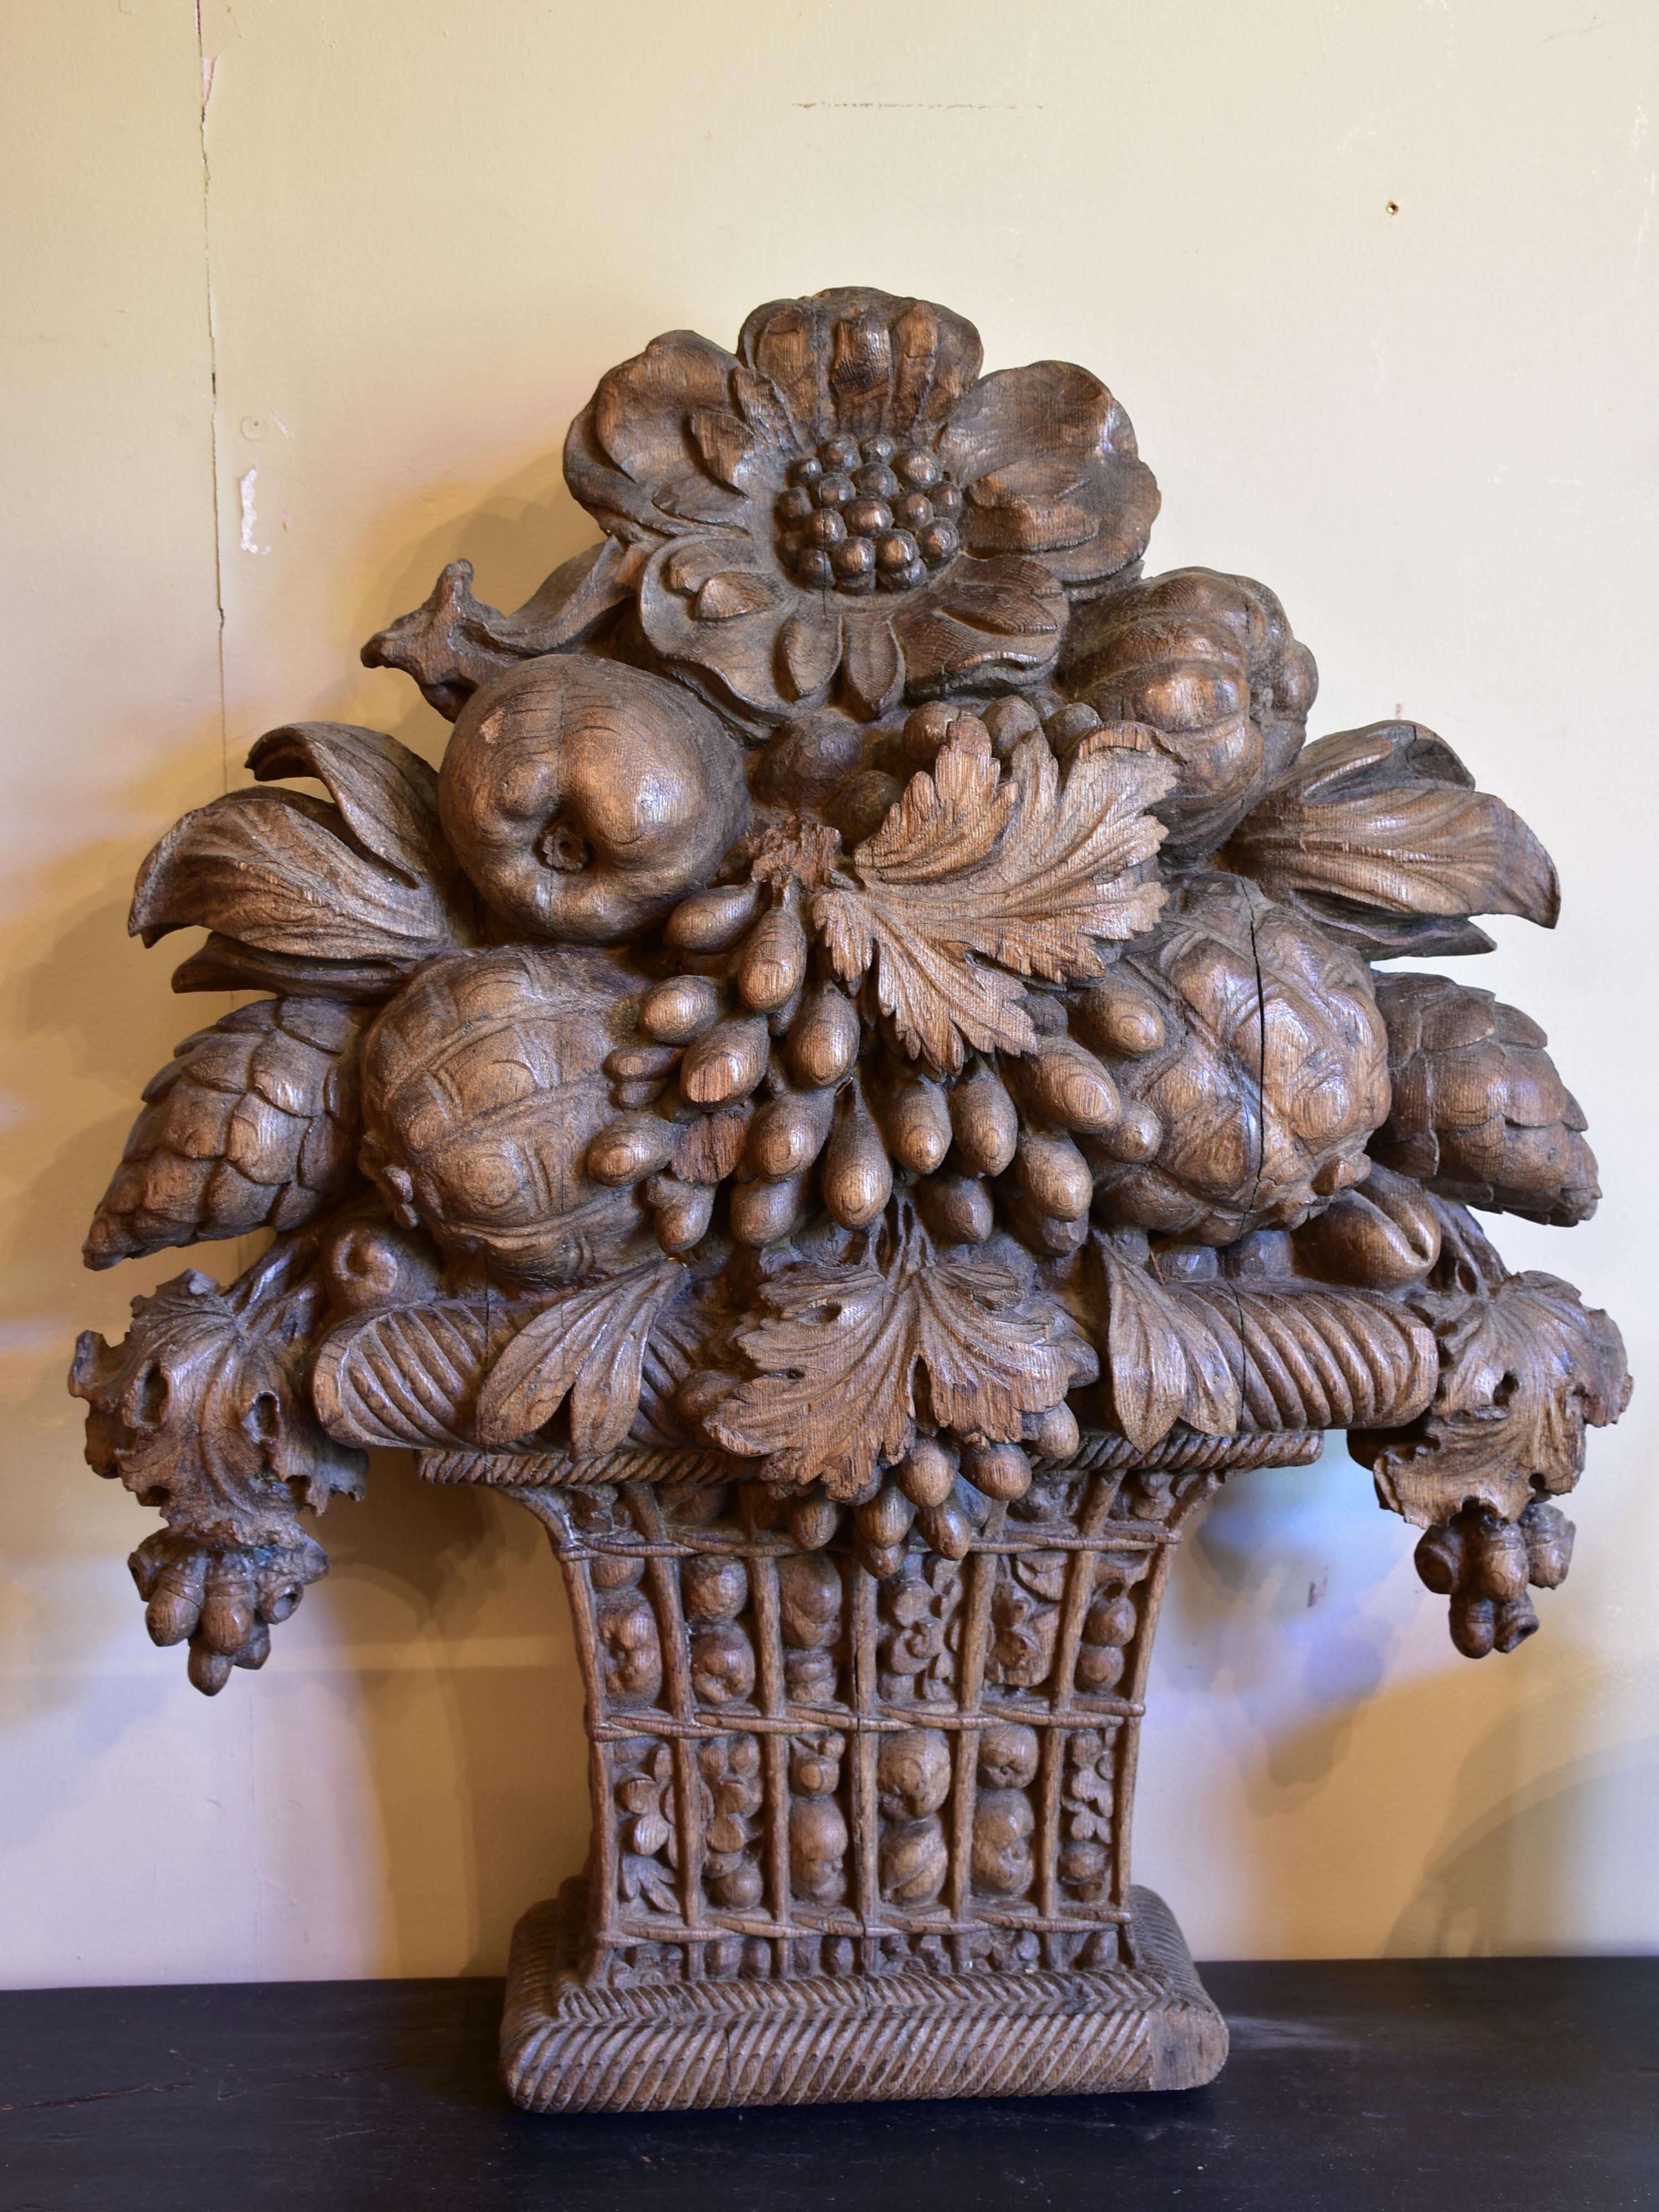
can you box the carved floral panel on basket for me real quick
[70,288,1629,2007]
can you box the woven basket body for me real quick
[424,1432,1319,1992]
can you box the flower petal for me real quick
[593,330,738,483]
[690,408,760,491]
[776,602,844,702]
[739,296,829,444]
[729,364,802,458]
[566,330,773,550]
[696,571,779,622]
[739,289,984,446]
[839,613,904,721]
[938,361,1160,588]
[664,539,742,594]
[888,298,983,437]
[827,307,894,439]
[653,474,751,525]
[928,553,1065,637]
[964,489,1099,556]
[892,558,1066,697]
[639,540,795,721]
[564,405,677,541]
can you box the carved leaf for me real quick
[130,725,474,974]
[246,723,466,900]
[707,1212,1095,1497]
[1227,721,1559,954]
[812,724,1172,1071]
[169,935,417,1002]
[1099,1244,1240,1452]
[474,1260,687,1451]
[1353,1258,1631,1527]
[69,1239,364,1550]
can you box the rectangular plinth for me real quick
[502,1881,1227,2113]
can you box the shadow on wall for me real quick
[312,1454,592,1978]
[1147,1437,1658,1958]
[1381,1681,1659,1960]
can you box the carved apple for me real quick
[439,655,750,943]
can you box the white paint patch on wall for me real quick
[237,466,267,554]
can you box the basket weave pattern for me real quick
[435,1437,1320,1988]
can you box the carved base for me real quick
[501,1879,1227,2112]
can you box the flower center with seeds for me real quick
[774,432,963,596]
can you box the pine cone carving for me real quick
[84,999,364,1267]
[1370,973,1598,1226]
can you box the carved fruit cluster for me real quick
[1413,1499,1574,1658]
[70,284,1626,1702]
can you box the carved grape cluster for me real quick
[1413,1499,1574,1657]
[774,433,962,594]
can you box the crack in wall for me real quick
[194,3,227,799]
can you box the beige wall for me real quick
[4,0,1654,1983]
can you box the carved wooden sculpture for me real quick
[72,289,1630,2110]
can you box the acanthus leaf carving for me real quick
[812,721,1172,1072]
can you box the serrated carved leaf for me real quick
[1227,721,1559,949]
[1353,1260,1630,1526]
[706,1212,1095,1497]
[1099,1246,1240,1452]
[812,725,1172,1071]
[69,1239,364,1549]
[474,1260,686,1452]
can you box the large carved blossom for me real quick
[564,288,1160,726]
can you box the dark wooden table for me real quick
[2,1959,1655,2210]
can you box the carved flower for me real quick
[564,288,1160,726]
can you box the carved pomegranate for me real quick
[1081,872,1390,1243]
[439,655,749,943]
[358,945,644,1284]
